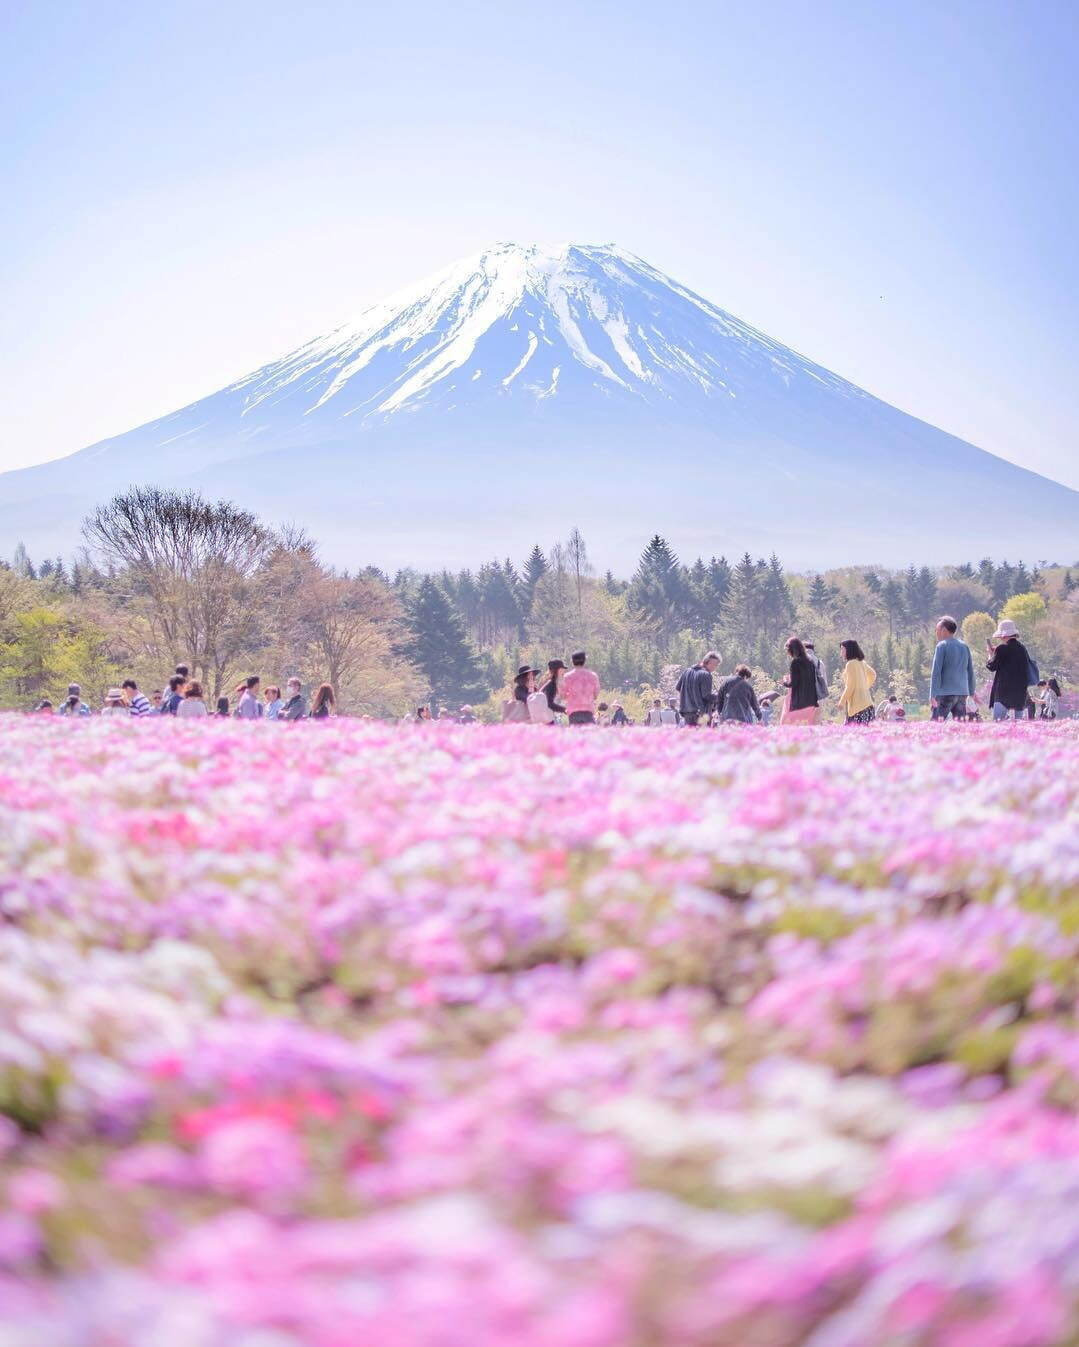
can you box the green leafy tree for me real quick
[629,534,686,644]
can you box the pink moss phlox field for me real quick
[1,716,1078,1346]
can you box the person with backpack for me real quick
[162,675,185,715]
[803,641,829,705]
[986,619,1035,721]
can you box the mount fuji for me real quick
[2,242,1076,569]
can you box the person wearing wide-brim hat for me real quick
[985,619,1032,721]
[502,665,539,723]
[100,688,130,718]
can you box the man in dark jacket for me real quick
[986,620,1033,721]
[676,652,720,726]
[281,677,308,721]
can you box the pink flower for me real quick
[199,1117,307,1199]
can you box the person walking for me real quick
[646,698,664,726]
[780,638,819,725]
[562,651,601,726]
[929,616,975,721]
[263,686,283,720]
[503,666,536,722]
[836,640,877,724]
[676,652,720,727]
[100,688,130,718]
[309,684,336,718]
[121,679,152,716]
[803,641,829,705]
[661,697,680,726]
[177,681,208,717]
[715,664,762,723]
[59,683,91,717]
[986,619,1033,721]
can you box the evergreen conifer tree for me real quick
[406,577,489,708]
[629,535,686,644]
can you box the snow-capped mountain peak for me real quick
[232,241,854,426]
[1,240,1075,571]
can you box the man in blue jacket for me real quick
[930,616,975,720]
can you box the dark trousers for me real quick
[568,711,595,725]
[932,695,965,720]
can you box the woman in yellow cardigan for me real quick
[837,640,877,724]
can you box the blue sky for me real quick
[1,0,1077,486]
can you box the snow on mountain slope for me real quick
[227,241,858,428]
[0,242,1076,569]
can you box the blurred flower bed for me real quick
[1,716,1078,1346]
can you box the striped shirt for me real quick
[127,691,152,716]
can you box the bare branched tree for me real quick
[83,487,275,695]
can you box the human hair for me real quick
[415,705,429,720]
[287,677,301,690]
[734,664,752,678]
[216,696,229,716]
[312,683,335,713]
[184,682,203,699]
[246,675,260,688]
[786,637,807,660]
[703,651,720,664]
[888,695,897,702]
[174,664,189,678]
[169,675,184,692]
[265,686,280,701]
[840,640,865,661]
[653,698,661,706]
[938,616,958,634]
[513,669,533,701]
[571,650,586,666]
[598,702,609,712]
[1048,677,1062,697]
[121,679,137,691]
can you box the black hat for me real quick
[547,658,567,671]
[516,664,540,678]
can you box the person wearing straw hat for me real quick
[100,688,130,718]
[985,619,1033,721]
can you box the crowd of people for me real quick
[498,615,1064,727]
[24,615,1066,727]
[33,668,338,720]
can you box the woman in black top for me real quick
[985,622,1031,719]
[784,637,819,717]
[542,659,567,715]
[310,683,336,718]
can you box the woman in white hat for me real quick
[100,688,130,718]
[985,619,1033,721]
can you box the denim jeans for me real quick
[933,695,966,720]
[992,702,1023,721]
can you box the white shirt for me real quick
[177,698,208,718]
[527,691,555,724]
[659,707,678,725]
[646,708,664,726]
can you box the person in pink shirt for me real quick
[561,650,601,725]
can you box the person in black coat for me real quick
[784,637,820,718]
[676,652,720,726]
[985,620,1032,720]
